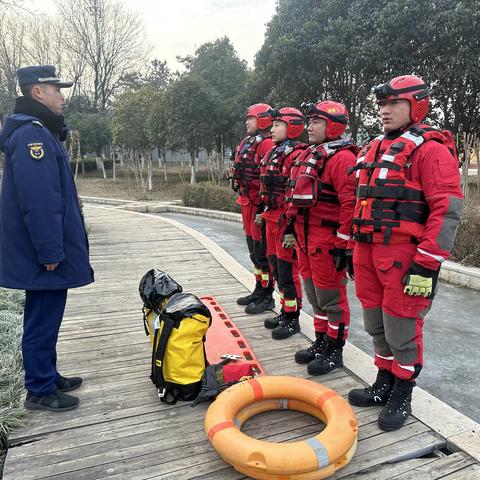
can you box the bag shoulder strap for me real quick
[151,314,176,399]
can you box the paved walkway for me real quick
[3,205,479,479]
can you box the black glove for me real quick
[284,218,295,235]
[331,248,354,278]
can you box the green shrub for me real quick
[182,181,241,213]
[452,196,480,267]
[0,289,25,477]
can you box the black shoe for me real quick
[245,289,274,314]
[378,378,414,431]
[295,334,327,364]
[25,390,79,412]
[237,282,263,305]
[307,343,343,375]
[56,375,83,393]
[271,313,300,340]
[264,311,285,329]
[348,369,395,407]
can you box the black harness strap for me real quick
[351,161,402,172]
[151,314,177,403]
[142,307,150,337]
[356,185,425,201]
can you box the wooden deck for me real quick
[3,205,479,480]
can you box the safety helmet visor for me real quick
[373,82,429,102]
[301,102,348,125]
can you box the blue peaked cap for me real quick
[16,65,73,88]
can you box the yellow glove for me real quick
[403,275,432,297]
[403,263,438,298]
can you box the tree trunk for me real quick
[161,150,168,182]
[476,141,480,194]
[190,150,196,184]
[218,139,225,185]
[462,134,469,200]
[147,152,153,191]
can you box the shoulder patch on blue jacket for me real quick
[28,142,45,160]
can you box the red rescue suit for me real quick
[259,140,306,313]
[233,133,275,286]
[286,140,358,345]
[352,125,463,380]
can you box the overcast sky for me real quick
[32,0,277,70]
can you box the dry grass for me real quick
[0,289,25,478]
[75,164,223,202]
[452,189,480,267]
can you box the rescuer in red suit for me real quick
[348,75,463,432]
[232,104,275,314]
[258,107,307,339]
[285,101,358,375]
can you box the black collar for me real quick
[384,123,414,140]
[14,96,68,141]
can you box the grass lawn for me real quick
[0,289,25,478]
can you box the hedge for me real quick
[182,181,241,213]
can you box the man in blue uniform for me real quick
[0,66,94,412]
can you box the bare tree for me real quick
[55,0,149,111]
[0,0,30,11]
[0,14,27,97]
[457,132,480,200]
[24,15,88,100]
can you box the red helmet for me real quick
[301,100,349,139]
[246,103,273,131]
[372,75,429,123]
[269,107,305,139]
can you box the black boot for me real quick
[56,375,83,393]
[307,339,343,375]
[295,333,327,364]
[264,310,285,329]
[245,288,274,314]
[271,311,300,340]
[378,378,414,431]
[24,390,79,412]
[237,281,262,306]
[348,369,395,407]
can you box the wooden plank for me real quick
[388,452,476,479]
[439,464,480,479]
[5,206,477,480]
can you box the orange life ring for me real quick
[205,375,358,479]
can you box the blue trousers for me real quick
[23,289,68,396]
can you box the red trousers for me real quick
[353,242,432,380]
[239,197,261,241]
[264,218,302,312]
[295,224,350,344]
[238,197,271,286]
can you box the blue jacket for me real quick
[0,114,94,290]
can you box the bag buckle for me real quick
[157,388,166,399]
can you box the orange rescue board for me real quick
[201,296,265,375]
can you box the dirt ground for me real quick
[75,166,215,201]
